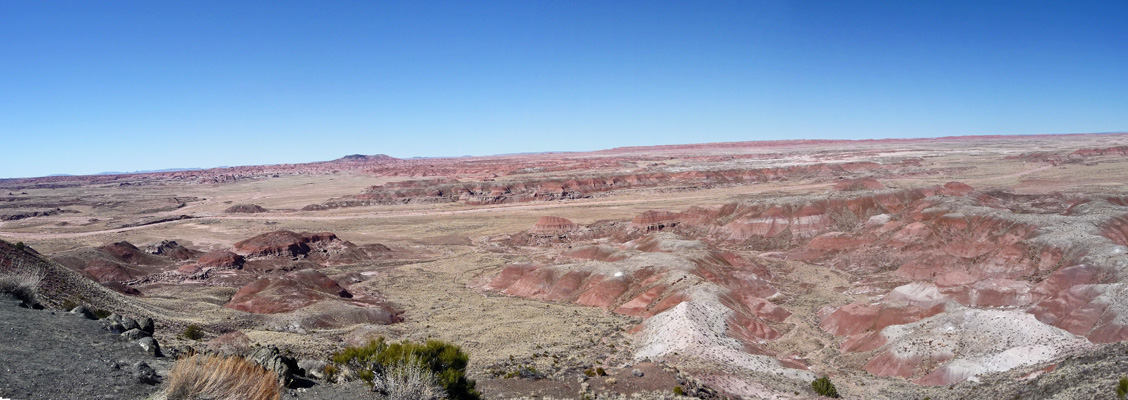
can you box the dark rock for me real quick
[298,359,327,380]
[249,345,298,386]
[120,317,139,332]
[132,361,158,384]
[70,306,95,320]
[137,337,161,357]
[121,329,150,341]
[102,320,125,334]
[139,317,154,334]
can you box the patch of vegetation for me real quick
[330,337,480,400]
[167,353,280,400]
[91,309,112,319]
[1118,376,1128,399]
[812,376,840,398]
[0,268,41,304]
[502,366,544,380]
[14,242,25,251]
[183,324,205,341]
[673,385,686,396]
[595,367,607,376]
[323,364,338,383]
[583,368,596,377]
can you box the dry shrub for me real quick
[204,331,252,356]
[167,353,281,400]
[0,264,42,304]
[373,357,446,400]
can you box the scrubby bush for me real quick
[583,368,596,377]
[673,385,686,396]
[373,358,446,400]
[1118,376,1128,399]
[503,365,544,380]
[811,376,840,398]
[166,353,281,400]
[331,337,480,400]
[0,267,41,305]
[595,367,606,376]
[14,242,25,251]
[183,324,205,341]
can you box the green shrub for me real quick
[583,368,596,377]
[812,376,839,398]
[1118,376,1128,399]
[92,309,112,319]
[331,337,480,400]
[183,324,205,341]
[595,367,606,376]
[14,242,25,251]
[673,385,686,396]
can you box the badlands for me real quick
[4,133,1128,399]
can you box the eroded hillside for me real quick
[4,133,1128,399]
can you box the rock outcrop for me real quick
[224,204,268,213]
[528,216,579,237]
[233,231,339,258]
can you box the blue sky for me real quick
[1,1,1126,178]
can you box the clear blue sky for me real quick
[1,1,1126,178]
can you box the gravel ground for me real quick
[0,294,171,400]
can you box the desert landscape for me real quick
[5,133,1128,399]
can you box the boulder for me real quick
[69,305,95,320]
[133,361,158,384]
[121,329,150,341]
[120,317,139,332]
[298,359,328,380]
[139,317,154,334]
[102,319,125,334]
[250,346,298,386]
[137,337,161,357]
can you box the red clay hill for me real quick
[485,180,1128,386]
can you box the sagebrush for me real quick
[183,324,205,341]
[166,353,281,400]
[812,376,840,398]
[331,337,479,400]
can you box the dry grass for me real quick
[166,354,281,400]
[0,263,42,304]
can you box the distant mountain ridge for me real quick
[96,168,208,175]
